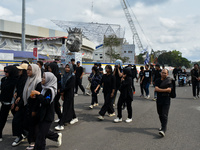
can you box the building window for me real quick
[124,51,126,53]
[95,54,98,56]
[128,51,132,53]
[100,56,103,59]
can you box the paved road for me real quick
[1,75,200,150]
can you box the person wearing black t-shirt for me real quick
[191,64,200,99]
[172,67,178,81]
[74,61,85,96]
[155,69,172,137]
[177,66,182,79]
[142,64,151,99]
[137,66,145,97]
[152,64,162,101]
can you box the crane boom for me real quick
[121,0,144,51]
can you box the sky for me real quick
[0,0,199,61]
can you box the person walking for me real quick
[96,65,116,120]
[0,65,18,142]
[142,64,151,99]
[11,63,28,146]
[48,63,62,122]
[155,69,172,137]
[74,61,85,96]
[31,72,62,150]
[23,64,42,150]
[137,66,145,97]
[191,64,200,99]
[172,67,178,81]
[89,67,101,109]
[114,67,133,123]
[55,64,78,131]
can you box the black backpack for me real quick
[170,79,176,98]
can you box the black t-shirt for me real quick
[73,64,76,72]
[101,74,116,93]
[139,71,144,81]
[155,78,172,105]
[99,68,103,75]
[144,70,151,83]
[154,69,162,82]
[114,68,123,89]
[177,69,182,75]
[75,66,83,78]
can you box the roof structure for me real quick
[52,20,125,44]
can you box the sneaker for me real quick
[55,125,64,131]
[159,130,165,137]
[86,92,91,96]
[125,118,132,123]
[26,144,35,150]
[54,119,60,123]
[146,95,150,99]
[89,105,93,109]
[152,98,157,101]
[57,133,62,147]
[98,116,104,120]
[93,103,99,107]
[108,113,115,117]
[12,136,24,147]
[0,138,2,142]
[158,128,162,131]
[193,96,197,100]
[70,118,78,125]
[74,94,78,97]
[114,118,122,123]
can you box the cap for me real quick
[17,63,28,70]
[77,61,80,64]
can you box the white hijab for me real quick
[23,64,42,105]
[41,72,57,103]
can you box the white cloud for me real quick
[26,7,35,15]
[0,6,12,16]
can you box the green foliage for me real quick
[136,53,145,64]
[157,50,191,68]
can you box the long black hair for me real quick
[92,66,99,75]
[49,62,59,77]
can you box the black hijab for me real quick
[62,64,73,89]
[49,62,59,77]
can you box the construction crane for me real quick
[120,0,144,52]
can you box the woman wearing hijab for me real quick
[114,67,133,123]
[89,66,101,109]
[48,62,62,122]
[11,63,28,147]
[0,65,18,142]
[30,72,62,150]
[55,64,78,131]
[23,64,42,150]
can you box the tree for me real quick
[136,53,145,64]
[103,35,129,63]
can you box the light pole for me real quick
[21,0,25,51]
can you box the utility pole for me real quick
[21,0,26,51]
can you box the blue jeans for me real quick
[144,82,150,96]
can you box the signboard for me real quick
[33,48,37,57]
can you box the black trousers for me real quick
[99,92,115,116]
[192,81,199,97]
[75,78,85,94]
[12,107,25,136]
[35,121,56,150]
[0,103,11,138]
[54,93,62,119]
[117,97,132,119]
[91,87,98,105]
[140,82,144,96]
[132,78,135,92]
[173,74,177,81]
[156,103,170,132]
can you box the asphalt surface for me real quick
[1,74,200,150]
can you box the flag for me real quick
[141,46,148,54]
[144,51,150,65]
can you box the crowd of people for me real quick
[0,58,198,149]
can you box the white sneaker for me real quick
[70,118,78,125]
[54,119,60,123]
[86,92,91,96]
[55,125,64,131]
[125,118,132,123]
[0,138,2,142]
[108,113,115,117]
[57,133,62,147]
[98,116,104,120]
[74,94,78,97]
[89,105,93,109]
[93,103,99,107]
[193,96,197,100]
[12,136,24,147]
[146,95,150,99]
[114,118,122,123]
[159,130,165,137]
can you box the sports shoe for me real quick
[0,138,2,142]
[12,135,24,147]
[89,105,93,109]
[93,103,99,106]
[159,130,165,137]
[74,94,78,97]
[108,113,115,117]
[54,119,60,123]
[114,118,122,123]
[98,116,104,120]
[158,128,162,131]
[125,118,132,123]
[26,143,35,150]
[57,133,62,147]
[70,118,78,125]
[55,125,64,131]
[146,95,150,99]
[193,96,197,100]
[86,92,91,96]
[152,98,157,101]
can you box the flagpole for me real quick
[21,0,26,51]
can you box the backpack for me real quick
[170,79,176,98]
